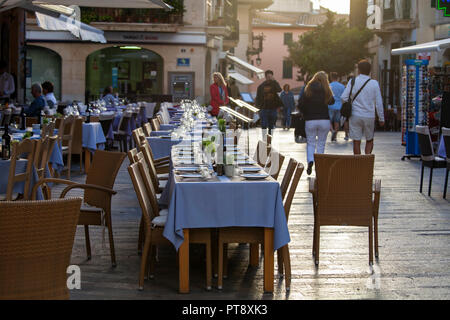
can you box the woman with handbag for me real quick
[297,71,335,175]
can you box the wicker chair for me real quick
[41,121,55,138]
[138,135,170,170]
[0,139,37,201]
[128,160,212,291]
[138,141,170,193]
[31,150,126,267]
[0,198,82,300]
[143,122,152,137]
[309,154,381,266]
[416,126,447,196]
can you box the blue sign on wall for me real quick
[177,58,190,67]
[112,67,118,88]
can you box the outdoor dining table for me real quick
[0,159,44,200]
[158,146,290,293]
[82,122,107,172]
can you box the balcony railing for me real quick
[80,8,183,25]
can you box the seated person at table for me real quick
[25,83,47,117]
[102,86,118,106]
[42,81,57,109]
[0,60,15,103]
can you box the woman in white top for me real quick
[42,81,57,109]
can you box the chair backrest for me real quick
[0,198,82,300]
[134,153,160,217]
[41,121,55,138]
[143,122,152,137]
[34,136,54,179]
[442,127,450,160]
[71,117,83,154]
[132,127,145,147]
[127,163,154,230]
[99,116,113,138]
[84,150,126,208]
[253,140,271,166]
[61,115,76,149]
[283,162,304,222]
[127,148,138,164]
[25,117,38,128]
[118,112,132,134]
[6,139,37,200]
[280,158,298,200]
[314,154,375,225]
[416,125,434,161]
[151,118,160,131]
[266,134,272,146]
[264,150,285,180]
[139,135,157,163]
[90,116,100,123]
[55,117,65,145]
[138,141,160,191]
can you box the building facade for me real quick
[24,0,273,104]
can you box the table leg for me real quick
[250,244,259,267]
[84,149,91,173]
[179,229,190,294]
[263,228,274,293]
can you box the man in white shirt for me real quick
[0,61,15,100]
[341,60,385,155]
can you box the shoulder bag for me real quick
[341,78,371,119]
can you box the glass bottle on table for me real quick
[2,123,11,160]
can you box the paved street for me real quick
[63,129,450,300]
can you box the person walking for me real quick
[341,60,385,155]
[255,70,282,140]
[298,71,335,175]
[280,84,295,131]
[209,72,229,117]
[328,72,346,141]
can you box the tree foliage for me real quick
[288,11,374,80]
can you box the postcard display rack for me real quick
[401,59,430,160]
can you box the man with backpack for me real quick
[341,60,385,155]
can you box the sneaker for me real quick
[344,134,349,141]
[307,162,314,175]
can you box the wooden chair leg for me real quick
[444,169,449,199]
[223,243,228,278]
[80,153,83,174]
[218,239,224,290]
[277,249,284,277]
[139,234,151,290]
[428,167,434,197]
[105,212,117,267]
[67,153,72,180]
[282,245,291,291]
[84,225,91,260]
[211,230,218,277]
[420,164,424,193]
[314,224,320,265]
[369,224,374,266]
[138,217,144,255]
[148,245,156,279]
[206,240,212,291]
[374,216,379,258]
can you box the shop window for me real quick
[86,46,163,101]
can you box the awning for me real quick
[228,71,254,85]
[35,12,107,43]
[391,38,450,55]
[226,54,265,80]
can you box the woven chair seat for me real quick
[159,180,168,189]
[80,203,103,213]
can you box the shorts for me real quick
[328,109,341,123]
[349,116,375,141]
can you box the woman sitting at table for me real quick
[209,72,229,117]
